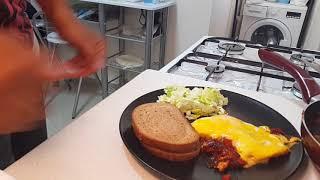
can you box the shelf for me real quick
[106,54,159,73]
[106,31,145,43]
[105,30,162,43]
[107,81,120,95]
[105,66,147,95]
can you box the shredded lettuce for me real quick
[158,86,228,121]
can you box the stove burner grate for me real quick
[291,82,302,99]
[218,42,245,55]
[205,64,226,80]
[290,54,315,66]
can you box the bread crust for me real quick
[132,103,200,154]
[142,143,200,162]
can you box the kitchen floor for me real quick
[45,78,102,137]
[45,69,120,137]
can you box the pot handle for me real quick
[258,48,320,104]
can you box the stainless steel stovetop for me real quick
[162,37,320,102]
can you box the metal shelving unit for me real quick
[100,6,169,96]
[105,30,163,44]
[106,32,145,43]
[92,0,175,98]
[107,55,160,73]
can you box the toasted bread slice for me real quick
[132,103,200,153]
[142,143,200,162]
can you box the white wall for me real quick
[120,0,239,64]
[209,0,235,37]
[165,0,213,63]
[121,1,214,64]
[303,0,320,50]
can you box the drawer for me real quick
[243,5,268,18]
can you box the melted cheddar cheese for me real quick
[192,115,300,167]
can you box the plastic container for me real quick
[278,0,290,3]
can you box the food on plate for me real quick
[222,174,232,180]
[131,88,300,171]
[142,143,201,162]
[200,138,246,171]
[158,86,228,120]
[192,115,301,172]
[132,103,200,161]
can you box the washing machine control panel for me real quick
[244,4,304,20]
[267,7,303,20]
[286,11,302,19]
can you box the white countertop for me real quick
[4,70,320,179]
[80,0,176,10]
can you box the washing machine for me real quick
[239,2,307,47]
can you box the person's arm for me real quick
[0,1,106,134]
[37,0,106,78]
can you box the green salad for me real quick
[157,86,228,120]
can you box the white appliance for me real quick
[162,36,320,104]
[303,0,320,50]
[290,0,309,6]
[239,2,307,47]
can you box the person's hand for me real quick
[0,27,105,134]
[0,31,105,134]
[55,28,107,80]
[56,35,106,80]
[43,37,106,80]
[37,0,107,79]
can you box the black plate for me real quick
[119,88,304,180]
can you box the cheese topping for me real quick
[192,115,300,167]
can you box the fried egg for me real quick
[192,115,300,167]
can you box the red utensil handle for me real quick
[258,48,320,104]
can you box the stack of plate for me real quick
[116,55,144,69]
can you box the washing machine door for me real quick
[244,18,292,47]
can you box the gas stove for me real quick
[161,37,320,102]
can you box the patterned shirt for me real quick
[0,0,33,43]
